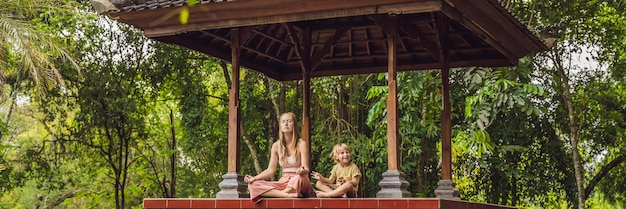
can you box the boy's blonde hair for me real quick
[331,143,351,164]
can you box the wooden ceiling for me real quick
[103,0,548,81]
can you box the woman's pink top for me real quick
[279,153,300,173]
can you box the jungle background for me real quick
[1,0,625,208]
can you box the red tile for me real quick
[241,199,266,208]
[439,199,459,209]
[266,199,293,208]
[215,199,241,209]
[293,198,321,208]
[168,199,191,208]
[349,199,378,208]
[379,199,408,209]
[321,199,350,208]
[144,199,167,208]
[408,199,439,209]
[191,199,216,208]
[467,201,477,209]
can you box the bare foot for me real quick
[315,191,330,198]
[287,193,298,198]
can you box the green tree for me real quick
[364,70,444,197]
[522,0,626,207]
[65,17,157,208]
[0,0,79,140]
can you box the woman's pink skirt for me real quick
[248,172,314,203]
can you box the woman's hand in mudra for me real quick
[244,175,255,183]
[296,166,307,175]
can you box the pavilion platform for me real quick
[143,198,515,209]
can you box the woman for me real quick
[244,112,314,203]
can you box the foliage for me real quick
[365,71,443,197]
[0,0,79,96]
[524,0,626,207]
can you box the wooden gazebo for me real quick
[93,0,548,208]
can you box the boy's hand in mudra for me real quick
[311,171,322,180]
[337,177,345,185]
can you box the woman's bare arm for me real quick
[246,142,279,182]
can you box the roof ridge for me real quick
[94,0,233,14]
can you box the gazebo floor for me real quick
[143,198,515,209]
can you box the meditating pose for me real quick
[245,112,314,203]
[311,143,361,198]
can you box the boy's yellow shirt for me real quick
[330,162,362,191]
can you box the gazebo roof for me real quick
[99,0,548,81]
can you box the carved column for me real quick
[217,28,249,198]
[376,14,411,198]
[433,14,460,199]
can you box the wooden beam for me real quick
[132,1,443,37]
[398,16,441,62]
[239,26,255,46]
[252,28,294,47]
[283,23,311,73]
[303,21,377,32]
[310,27,348,71]
[452,0,547,54]
[154,35,285,82]
[311,34,413,46]
[199,31,289,64]
[286,46,504,64]
[270,57,515,81]
[440,3,519,64]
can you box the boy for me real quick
[311,143,361,198]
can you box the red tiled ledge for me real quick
[143,198,515,209]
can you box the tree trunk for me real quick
[115,176,122,209]
[33,190,77,209]
[169,110,176,197]
[241,123,262,174]
[555,60,585,209]
[0,74,21,141]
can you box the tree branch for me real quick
[584,154,626,200]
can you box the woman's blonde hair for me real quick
[331,143,351,164]
[279,112,299,163]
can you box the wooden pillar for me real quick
[386,20,399,171]
[441,67,451,180]
[433,14,460,199]
[302,72,311,151]
[228,29,241,175]
[217,28,249,198]
[301,28,312,152]
[376,14,410,198]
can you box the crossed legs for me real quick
[315,181,354,198]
